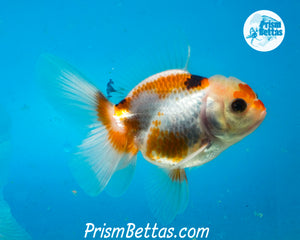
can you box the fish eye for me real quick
[231,98,247,113]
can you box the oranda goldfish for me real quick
[38,43,266,223]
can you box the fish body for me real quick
[38,48,266,223]
[114,70,208,168]
[103,69,265,169]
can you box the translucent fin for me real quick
[145,166,189,224]
[37,55,136,196]
[70,122,127,196]
[37,54,99,126]
[0,194,31,240]
[105,155,137,197]
[109,31,191,103]
[173,141,210,169]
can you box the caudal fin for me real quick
[37,55,137,196]
[105,155,137,197]
[0,194,31,240]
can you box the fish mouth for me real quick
[260,110,267,120]
[248,110,267,133]
[257,110,267,125]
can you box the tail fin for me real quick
[37,54,99,126]
[37,55,137,196]
[0,195,32,240]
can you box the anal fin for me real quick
[145,166,189,224]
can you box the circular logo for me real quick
[243,10,285,52]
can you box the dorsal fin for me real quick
[107,31,191,103]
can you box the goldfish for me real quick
[37,42,266,223]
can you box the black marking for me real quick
[116,98,126,107]
[184,75,207,90]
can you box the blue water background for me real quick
[0,0,299,239]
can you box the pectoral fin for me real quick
[173,140,210,169]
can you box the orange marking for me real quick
[127,73,209,103]
[96,92,138,155]
[201,78,209,88]
[234,83,266,111]
[152,120,161,127]
[114,108,130,120]
[233,83,256,102]
[253,99,266,110]
[146,126,188,163]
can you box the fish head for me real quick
[202,75,266,144]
